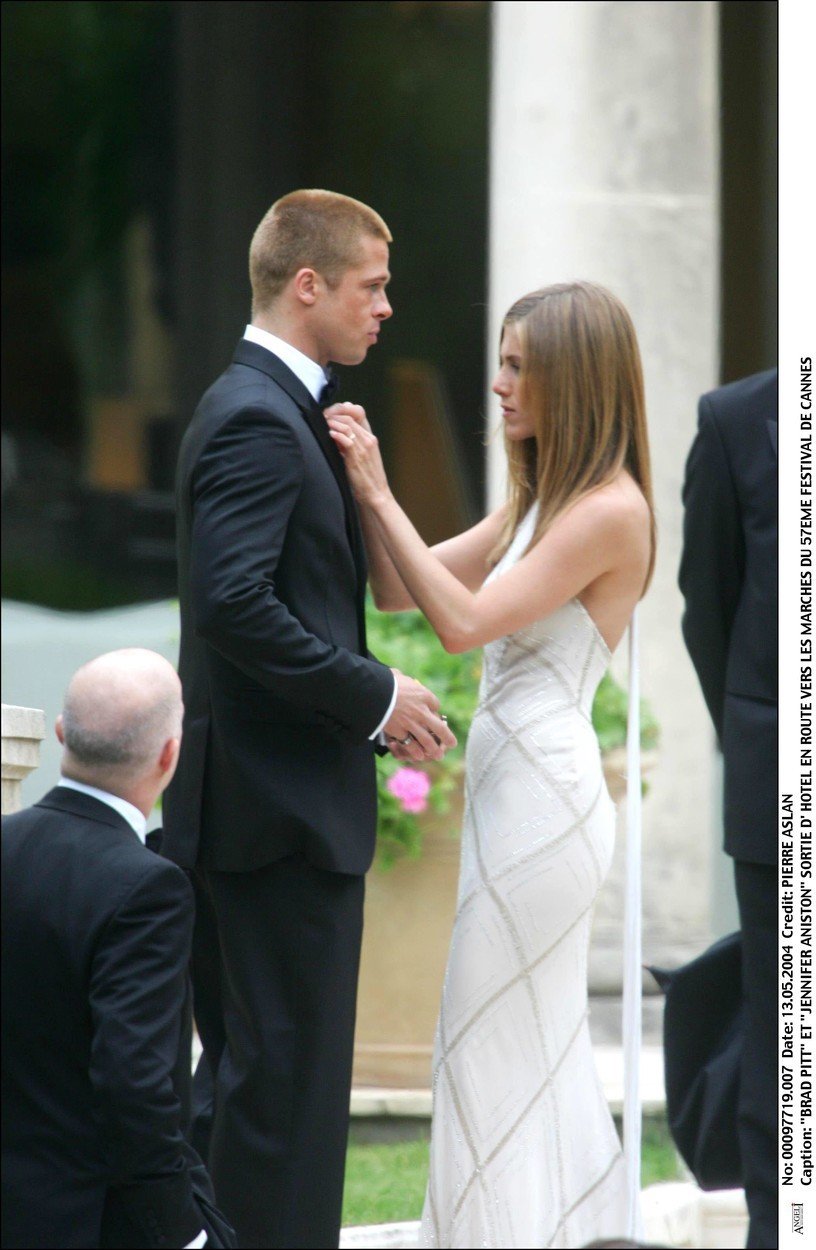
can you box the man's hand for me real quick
[384,670,456,762]
[384,737,419,762]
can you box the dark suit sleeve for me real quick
[678,394,744,740]
[189,406,394,737]
[90,861,201,1247]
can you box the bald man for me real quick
[1,650,232,1250]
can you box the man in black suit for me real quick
[1,648,231,1250]
[162,189,455,1249]
[679,368,778,1249]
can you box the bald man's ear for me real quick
[55,714,65,745]
[158,736,181,777]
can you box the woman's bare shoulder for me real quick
[560,474,647,533]
[553,477,651,585]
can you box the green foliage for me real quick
[367,599,477,867]
[367,597,659,865]
[592,669,661,755]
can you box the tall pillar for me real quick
[488,1,720,983]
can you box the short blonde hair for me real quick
[493,281,656,593]
[249,189,392,314]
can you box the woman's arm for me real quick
[361,502,510,611]
[328,412,643,652]
[326,403,507,611]
[356,498,414,611]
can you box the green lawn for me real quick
[640,1116,685,1189]
[343,1138,430,1227]
[342,1118,683,1228]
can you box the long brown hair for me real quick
[491,281,656,593]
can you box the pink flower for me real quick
[386,767,431,814]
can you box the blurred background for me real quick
[2,0,777,982]
[2,0,491,609]
[0,0,777,611]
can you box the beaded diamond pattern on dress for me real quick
[418,503,627,1249]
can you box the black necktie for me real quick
[319,370,339,407]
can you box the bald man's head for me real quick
[58,649,182,788]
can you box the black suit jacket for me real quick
[679,368,778,863]
[162,339,394,874]
[1,788,207,1249]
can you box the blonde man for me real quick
[162,190,454,1249]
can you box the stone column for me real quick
[487,1,720,984]
[2,704,46,815]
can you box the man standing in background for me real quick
[679,368,778,1249]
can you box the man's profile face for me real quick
[314,235,392,367]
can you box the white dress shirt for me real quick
[242,325,398,738]
[56,778,207,1250]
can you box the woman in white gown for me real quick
[327,281,655,1249]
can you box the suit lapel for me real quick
[300,395,369,647]
[232,340,356,518]
[231,340,369,642]
[298,404,368,582]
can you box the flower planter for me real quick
[353,782,464,1090]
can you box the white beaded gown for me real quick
[418,504,628,1249]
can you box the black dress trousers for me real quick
[204,854,365,1250]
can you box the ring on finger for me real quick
[400,734,413,745]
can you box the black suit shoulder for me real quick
[178,342,325,484]
[2,794,192,920]
[699,368,778,440]
[2,794,194,1010]
[182,366,309,464]
[694,368,777,505]
[700,366,777,411]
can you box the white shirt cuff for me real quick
[368,673,398,740]
[184,1232,207,1249]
